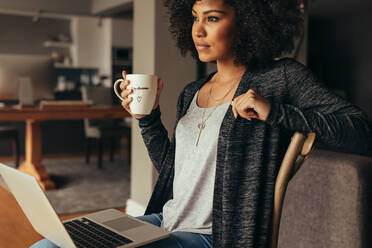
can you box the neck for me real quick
[215,58,246,84]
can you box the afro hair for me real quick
[164,0,304,69]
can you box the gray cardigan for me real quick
[138,58,372,247]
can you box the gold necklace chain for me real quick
[195,75,240,146]
[195,87,218,146]
[209,76,239,102]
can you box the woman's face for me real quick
[191,0,236,63]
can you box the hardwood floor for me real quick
[0,153,126,248]
[0,185,42,248]
[0,185,125,248]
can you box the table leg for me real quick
[18,120,55,190]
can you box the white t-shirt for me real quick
[161,90,230,234]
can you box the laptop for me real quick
[0,163,170,248]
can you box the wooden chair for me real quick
[269,131,316,248]
[81,86,131,169]
[0,126,20,168]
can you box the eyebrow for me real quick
[192,9,227,15]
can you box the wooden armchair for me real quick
[269,131,316,248]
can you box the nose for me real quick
[193,21,206,38]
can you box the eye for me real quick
[207,16,219,22]
[192,16,199,22]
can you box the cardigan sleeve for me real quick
[138,88,186,172]
[138,107,170,172]
[265,59,372,156]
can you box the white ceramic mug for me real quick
[114,74,158,115]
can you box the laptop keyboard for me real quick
[63,218,133,248]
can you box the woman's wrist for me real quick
[138,106,161,127]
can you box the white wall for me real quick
[127,0,197,216]
[154,2,198,135]
[126,0,156,217]
[91,0,132,15]
[71,16,112,81]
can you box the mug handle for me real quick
[113,79,125,101]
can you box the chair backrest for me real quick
[269,131,316,248]
[81,86,116,135]
[81,86,113,106]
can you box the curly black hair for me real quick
[164,0,303,69]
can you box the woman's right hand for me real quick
[120,70,164,119]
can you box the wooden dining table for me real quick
[0,104,130,190]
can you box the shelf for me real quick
[43,41,73,48]
[54,63,75,68]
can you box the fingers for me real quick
[231,100,238,119]
[120,87,133,99]
[120,70,128,90]
[231,89,258,120]
[121,94,133,112]
[247,89,256,94]
[232,99,256,120]
[120,90,146,120]
[118,74,133,112]
[119,78,130,90]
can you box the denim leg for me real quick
[137,213,212,248]
[139,231,212,248]
[29,239,59,248]
[136,213,163,226]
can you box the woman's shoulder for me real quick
[251,58,313,83]
[247,58,306,79]
[272,57,309,74]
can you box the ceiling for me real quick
[0,0,370,20]
[0,0,133,19]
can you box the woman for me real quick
[123,0,371,247]
[31,0,372,247]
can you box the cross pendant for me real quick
[195,122,206,147]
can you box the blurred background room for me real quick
[0,0,371,247]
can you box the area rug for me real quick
[0,156,130,215]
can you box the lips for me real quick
[195,42,210,50]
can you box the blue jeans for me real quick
[30,213,212,248]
